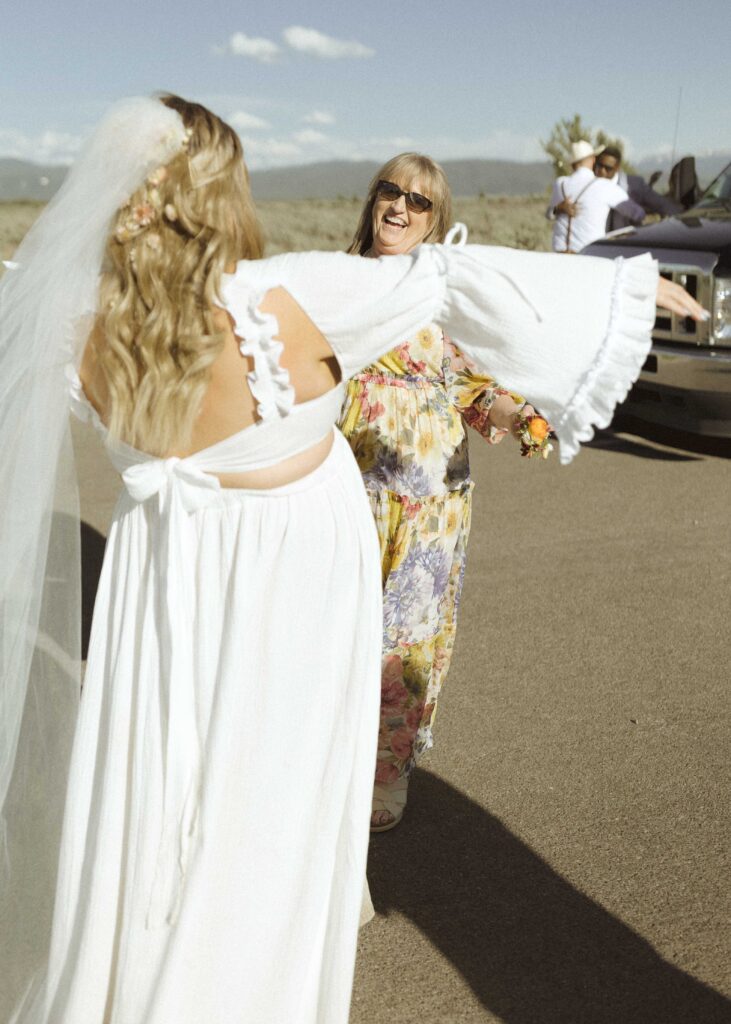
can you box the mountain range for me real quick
[2,152,729,202]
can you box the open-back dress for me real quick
[5,244,657,1024]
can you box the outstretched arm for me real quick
[225,246,705,462]
[612,198,646,225]
[443,334,527,444]
[631,177,683,217]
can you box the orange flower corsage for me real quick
[515,407,554,459]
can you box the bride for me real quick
[0,94,703,1024]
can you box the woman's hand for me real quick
[657,277,709,321]
[488,396,548,442]
[485,393,523,443]
[486,395,554,449]
[487,398,555,458]
[508,403,537,440]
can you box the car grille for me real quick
[653,268,712,345]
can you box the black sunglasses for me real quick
[375,179,433,213]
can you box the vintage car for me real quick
[583,161,731,437]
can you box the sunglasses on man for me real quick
[375,180,433,214]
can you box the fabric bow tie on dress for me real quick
[121,455,222,928]
[122,455,222,511]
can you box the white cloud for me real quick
[225,122,560,172]
[236,129,375,168]
[0,128,84,164]
[303,110,336,126]
[227,32,281,63]
[238,135,303,169]
[473,130,544,162]
[228,110,271,131]
[410,130,544,163]
[293,129,328,145]
[283,26,374,60]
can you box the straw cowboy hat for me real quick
[570,140,605,165]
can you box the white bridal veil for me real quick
[0,97,190,1016]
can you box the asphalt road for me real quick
[72,416,731,1024]
[352,421,731,1024]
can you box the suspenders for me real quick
[561,176,597,254]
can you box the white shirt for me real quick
[550,166,630,252]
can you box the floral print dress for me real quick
[338,324,523,788]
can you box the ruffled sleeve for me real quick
[225,245,657,463]
[431,246,657,462]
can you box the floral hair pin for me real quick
[114,166,171,244]
[115,202,157,244]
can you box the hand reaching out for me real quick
[656,276,709,321]
[486,398,553,452]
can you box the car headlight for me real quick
[713,277,731,343]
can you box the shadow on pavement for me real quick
[585,428,702,461]
[80,520,106,659]
[585,414,731,461]
[368,770,731,1024]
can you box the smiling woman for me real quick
[347,153,452,257]
[370,179,434,253]
[339,154,536,833]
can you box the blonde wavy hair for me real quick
[97,94,264,455]
[347,152,452,255]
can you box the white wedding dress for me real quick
[5,245,657,1024]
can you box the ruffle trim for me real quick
[553,254,657,464]
[223,285,296,421]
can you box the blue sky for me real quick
[1,0,729,169]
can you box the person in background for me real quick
[597,145,683,231]
[548,140,645,252]
[339,155,544,831]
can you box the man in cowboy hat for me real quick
[548,140,645,253]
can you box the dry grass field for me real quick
[0,194,552,263]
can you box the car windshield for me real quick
[696,163,731,209]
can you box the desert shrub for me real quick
[0,195,553,267]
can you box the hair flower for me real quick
[147,166,168,187]
[133,203,155,227]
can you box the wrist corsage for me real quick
[515,407,554,459]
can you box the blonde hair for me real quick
[97,94,264,455]
[347,152,452,255]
